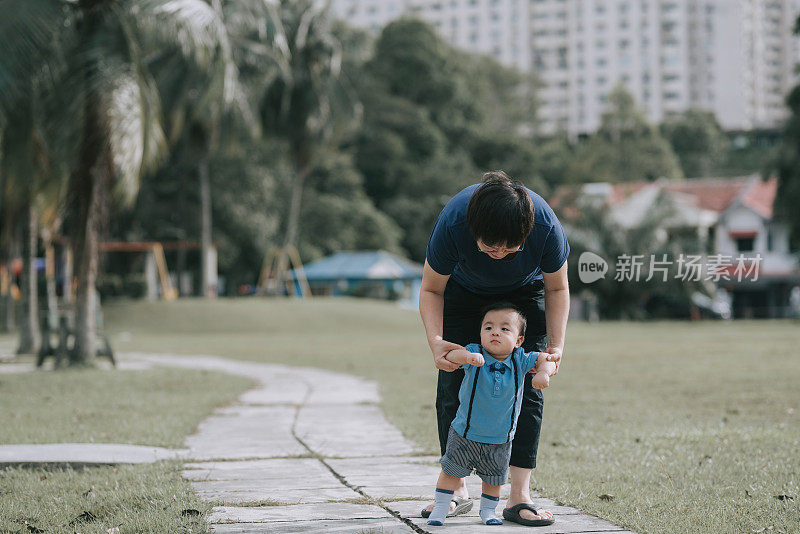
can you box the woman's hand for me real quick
[430,335,465,372]
[543,346,562,375]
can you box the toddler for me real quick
[427,302,556,526]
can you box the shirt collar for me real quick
[480,346,519,369]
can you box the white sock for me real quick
[427,488,453,525]
[479,493,502,525]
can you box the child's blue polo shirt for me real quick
[451,343,539,444]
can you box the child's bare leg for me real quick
[427,471,463,525]
[479,482,503,525]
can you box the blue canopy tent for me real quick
[292,251,423,301]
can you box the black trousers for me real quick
[436,278,547,469]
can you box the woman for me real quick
[419,171,570,526]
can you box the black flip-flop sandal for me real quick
[502,503,555,526]
[420,496,473,518]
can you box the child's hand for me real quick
[531,371,550,389]
[465,351,484,367]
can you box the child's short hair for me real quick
[480,301,527,337]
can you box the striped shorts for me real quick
[439,426,511,486]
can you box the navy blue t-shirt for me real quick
[425,184,569,294]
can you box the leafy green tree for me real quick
[661,109,727,178]
[299,151,403,260]
[568,85,683,183]
[777,82,800,247]
[354,18,547,260]
[774,15,800,246]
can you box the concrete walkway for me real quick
[2,352,635,533]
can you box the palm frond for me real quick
[126,0,224,68]
[99,57,167,205]
[0,0,72,127]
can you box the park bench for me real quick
[36,300,115,368]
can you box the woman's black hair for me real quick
[480,301,527,337]
[466,171,535,248]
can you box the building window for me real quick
[736,237,755,253]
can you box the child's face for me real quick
[480,309,524,357]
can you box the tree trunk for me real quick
[16,202,41,354]
[71,170,105,365]
[199,156,215,297]
[44,241,58,329]
[274,163,311,296]
[68,3,110,366]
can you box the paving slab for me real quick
[185,405,306,459]
[0,362,37,374]
[196,485,362,505]
[0,443,188,466]
[209,503,393,523]
[295,405,416,457]
[182,459,332,482]
[210,518,415,533]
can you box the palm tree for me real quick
[150,0,267,298]
[256,0,359,292]
[1,0,239,364]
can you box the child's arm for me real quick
[531,352,557,389]
[444,348,484,367]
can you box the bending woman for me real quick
[419,171,570,526]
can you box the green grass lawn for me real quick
[0,350,255,533]
[100,298,800,534]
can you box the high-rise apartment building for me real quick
[329,0,800,136]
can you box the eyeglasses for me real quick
[477,241,524,255]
